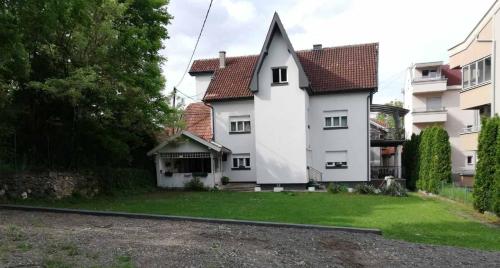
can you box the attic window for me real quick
[272,67,287,84]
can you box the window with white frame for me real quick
[466,155,474,166]
[324,110,348,129]
[229,115,251,133]
[463,56,491,90]
[272,67,287,84]
[232,154,251,169]
[325,150,348,169]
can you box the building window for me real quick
[232,154,250,170]
[229,116,251,133]
[325,151,348,169]
[463,56,491,90]
[324,110,348,129]
[272,67,287,84]
[466,155,474,165]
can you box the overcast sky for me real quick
[161,0,494,105]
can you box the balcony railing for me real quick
[461,125,481,134]
[370,128,405,141]
[412,107,447,113]
[412,75,446,83]
[371,166,401,179]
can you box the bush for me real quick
[474,116,500,213]
[92,167,156,194]
[354,184,377,195]
[327,183,347,194]
[382,181,407,197]
[184,177,206,191]
[402,133,420,191]
[221,176,230,185]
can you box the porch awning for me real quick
[147,130,231,156]
[160,152,211,159]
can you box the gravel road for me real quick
[0,209,498,267]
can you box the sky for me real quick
[161,0,495,105]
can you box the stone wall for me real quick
[0,171,99,200]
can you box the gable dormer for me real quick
[249,12,310,93]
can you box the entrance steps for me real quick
[221,182,257,192]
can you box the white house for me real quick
[148,13,406,188]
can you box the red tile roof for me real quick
[190,43,378,101]
[441,64,461,86]
[183,102,212,141]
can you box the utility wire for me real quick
[174,0,214,90]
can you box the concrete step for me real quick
[221,183,257,192]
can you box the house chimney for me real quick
[219,51,226,68]
[313,44,322,50]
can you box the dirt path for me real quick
[0,209,498,267]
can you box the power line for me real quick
[174,0,214,89]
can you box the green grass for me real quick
[8,191,500,251]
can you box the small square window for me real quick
[272,67,287,84]
[467,156,473,165]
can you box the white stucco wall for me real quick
[254,30,308,184]
[309,92,370,182]
[212,100,257,182]
[494,12,500,115]
[195,74,212,101]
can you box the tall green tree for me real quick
[428,127,451,193]
[0,0,173,170]
[402,133,420,191]
[474,117,499,212]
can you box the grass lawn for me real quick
[7,191,500,251]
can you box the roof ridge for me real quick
[296,42,379,53]
[192,54,259,62]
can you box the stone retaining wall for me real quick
[0,171,99,200]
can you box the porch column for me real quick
[211,151,216,187]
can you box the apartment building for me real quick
[404,62,476,180]
[447,0,500,182]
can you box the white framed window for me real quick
[324,110,348,128]
[466,155,474,165]
[325,150,348,169]
[272,67,287,84]
[229,115,251,133]
[463,56,491,90]
[232,154,250,169]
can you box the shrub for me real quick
[417,128,432,191]
[354,183,377,195]
[382,181,407,197]
[494,129,500,215]
[474,116,499,213]
[184,177,206,191]
[92,167,156,194]
[221,176,230,185]
[327,183,347,194]
[402,133,420,191]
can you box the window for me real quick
[324,110,348,129]
[426,97,442,111]
[229,116,251,133]
[466,155,474,165]
[272,67,287,84]
[325,151,348,169]
[232,154,250,169]
[463,56,491,90]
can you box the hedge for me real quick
[474,116,500,214]
[416,126,451,194]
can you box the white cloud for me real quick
[221,0,257,23]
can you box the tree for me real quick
[0,0,174,170]
[494,127,500,215]
[417,128,431,191]
[402,133,420,191]
[473,117,499,212]
[376,100,403,128]
[428,127,451,193]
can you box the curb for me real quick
[0,204,382,235]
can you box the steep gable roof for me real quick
[249,12,310,92]
[184,102,212,141]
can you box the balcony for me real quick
[460,126,480,151]
[370,128,405,146]
[412,107,447,124]
[411,76,447,94]
[460,82,492,110]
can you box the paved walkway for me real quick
[0,209,499,267]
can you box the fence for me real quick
[438,181,473,206]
